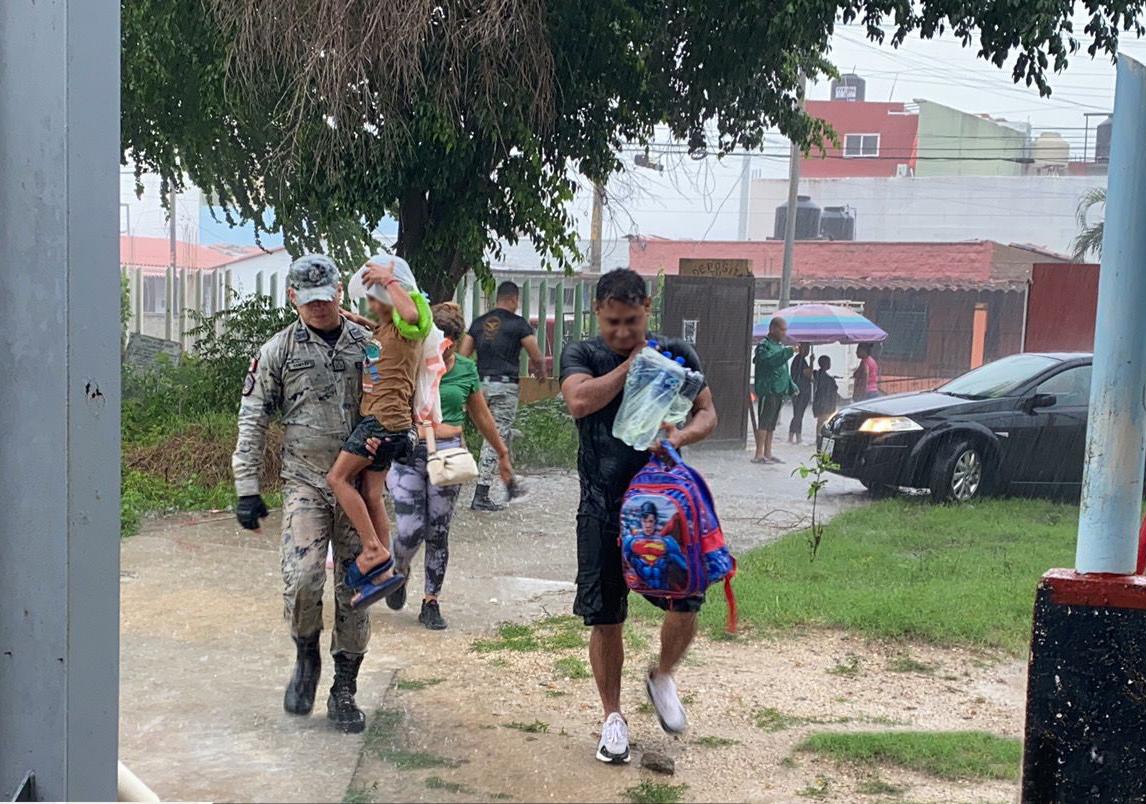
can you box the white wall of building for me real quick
[748,175,1105,254]
[226,250,293,304]
[119,166,202,244]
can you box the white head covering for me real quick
[348,255,419,306]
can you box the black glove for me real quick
[236,494,269,530]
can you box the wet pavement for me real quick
[118,438,865,802]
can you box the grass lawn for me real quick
[798,731,1022,781]
[650,497,1078,654]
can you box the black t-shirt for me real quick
[560,335,704,521]
[790,354,812,393]
[467,308,534,378]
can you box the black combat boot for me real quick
[283,634,322,716]
[470,484,505,512]
[327,652,367,734]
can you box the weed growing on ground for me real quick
[625,627,651,652]
[755,707,806,732]
[779,756,798,769]
[798,731,1021,781]
[396,677,445,691]
[827,654,863,677]
[887,654,936,675]
[792,452,840,560]
[473,618,587,654]
[694,736,740,748]
[342,786,375,804]
[797,776,832,799]
[622,781,689,804]
[503,720,550,734]
[856,776,908,796]
[544,689,568,698]
[424,776,476,794]
[554,656,591,679]
[364,707,460,770]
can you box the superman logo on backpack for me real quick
[620,442,737,632]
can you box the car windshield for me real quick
[937,354,1060,399]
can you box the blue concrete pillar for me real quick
[1076,55,1146,574]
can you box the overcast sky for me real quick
[580,24,1146,244]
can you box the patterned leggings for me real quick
[385,438,463,598]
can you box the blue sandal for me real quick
[350,571,407,611]
[344,556,394,590]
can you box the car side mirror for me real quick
[1025,393,1057,412]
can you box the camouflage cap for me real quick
[288,254,341,305]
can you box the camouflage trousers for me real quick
[478,380,519,488]
[280,482,370,655]
[386,439,463,598]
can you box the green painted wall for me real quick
[915,100,1028,177]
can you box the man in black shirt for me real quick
[461,281,546,511]
[561,269,717,764]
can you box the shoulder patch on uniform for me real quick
[294,325,310,342]
[242,357,258,396]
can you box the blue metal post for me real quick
[1076,55,1146,574]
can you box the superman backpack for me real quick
[619,442,737,632]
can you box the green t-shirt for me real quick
[439,354,481,425]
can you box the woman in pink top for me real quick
[853,343,881,401]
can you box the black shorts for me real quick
[574,513,704,626]
[343,416,415,472]
[756,394,784,431]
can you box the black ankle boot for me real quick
[283,634,322,715]
[327,652,366,734]
[471,484,504,512]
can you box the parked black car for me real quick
[821,353,1093,502]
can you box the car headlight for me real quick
[858,416,923,434]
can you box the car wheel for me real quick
[930,439,986,503]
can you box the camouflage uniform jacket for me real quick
[232,319,369,496]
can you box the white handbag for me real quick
[424,425,479,487]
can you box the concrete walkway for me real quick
[118,439,864,802]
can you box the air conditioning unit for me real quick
[895,163,913,177]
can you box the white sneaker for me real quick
[646,670,688,735]
[596,712,631,764]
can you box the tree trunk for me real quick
[398,187,476,303]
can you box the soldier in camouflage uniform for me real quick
[232,254,375,734]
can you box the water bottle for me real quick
[666,365,706,425]
[612,345,685,449]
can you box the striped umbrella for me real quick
[753,303,888,344]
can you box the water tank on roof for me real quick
[1032,132,1070,169]
[819,206,856,241]
[1095,115,1114,162]
[830,74,866,102]
[774,195,822,241]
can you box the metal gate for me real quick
[662,275,754,448]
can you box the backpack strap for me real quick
[724,558,738,634]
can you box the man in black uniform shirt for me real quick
[560,269,717,764]
[461,281,546,511]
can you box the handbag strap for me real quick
[420,421,437,455]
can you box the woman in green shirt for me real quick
[385,303,513,630]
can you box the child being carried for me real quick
[327,258,428,610]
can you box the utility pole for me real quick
[589,182,604,273]
[737,154,752,240]
[166,184,176,341]
[779,74,806,309]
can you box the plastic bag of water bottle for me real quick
[665,366,706,425]
[613,345,686,450]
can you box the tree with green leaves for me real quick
[1072,186,1106,262]
[122,0,1143,300]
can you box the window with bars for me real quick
[142,276,167,313]
[843,133,880,158]
[874,298,928,360]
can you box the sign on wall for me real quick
[678,258,753,278]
